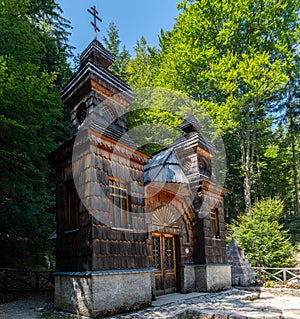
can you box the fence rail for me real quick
[254,267,300,285]
[0,268,54,292]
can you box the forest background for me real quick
[0,0,299,268]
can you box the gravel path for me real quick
[0,293,53,319]
[0,289,299,319]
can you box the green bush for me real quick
[230,197,296,267]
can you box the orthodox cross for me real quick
[88,5,102,39]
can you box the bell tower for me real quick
[61,38,132,137]
[50,6,152,317]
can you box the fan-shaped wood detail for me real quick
[152,206,180,227]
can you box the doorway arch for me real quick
[149,203,194,295]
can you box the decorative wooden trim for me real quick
[201,180,227,196]
[152,232,174,238]
[88,129,151,160]
[196,146,213,159]
[90,79,130,108]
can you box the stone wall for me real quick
[195,264,232,292]
[54,269,154,317]
[180,264,231,292]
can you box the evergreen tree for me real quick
[126,37,158,88]
[230,197,295,267]
[126,0,299,220]
[0,0,72,267]
[103,21,130,79]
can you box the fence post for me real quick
[3,270,8,292]
[35,272,40,291]
[283,270,287,284]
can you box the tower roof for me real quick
[180,113,202,133]
[175,114,216,156]
[80,39,114,69]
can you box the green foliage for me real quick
[126,87,187,154]
[126,37,158,88]
[103,22,131,79]
[126,87,226,164]
[230,197,295,267]
[124,0,300,221]
[0,0,71,268]
[284,215,300,244]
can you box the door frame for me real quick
[152,232,181,296]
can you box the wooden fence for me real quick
[1,267,299,292]
[0,268,54,292]
[254,267,300,285]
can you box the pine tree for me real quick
[103,21,130,79]
[230,197,295,267]
[0,0,72,267]
[126,37,158,88]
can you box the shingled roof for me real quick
[180,113,202,133]
[144,149,189,184]
[173,114,216,156]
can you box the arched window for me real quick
[76,102,87,125]
[200,158,207,170]
[64,179,80,231]
[210,208,220,239]
[101,103,118,123]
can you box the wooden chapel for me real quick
[49,17,231,318]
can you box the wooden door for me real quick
[152,233,178,295]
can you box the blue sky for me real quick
[57,0,180,56]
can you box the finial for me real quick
[88,5,102,40]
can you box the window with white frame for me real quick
[109,177,130,229]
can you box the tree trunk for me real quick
[290,116,300,217]
[287,81,300,218]
[244,138,252,214]
[239,127,252,214]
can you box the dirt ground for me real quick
[258,291,300,319]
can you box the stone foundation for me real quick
[180,265,196,293]
[181,264,231,292]
[54,268,154,317]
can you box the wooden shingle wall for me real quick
[198,181,227,265]
[90,132,149,270]
[52,125,150,271]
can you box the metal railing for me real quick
[0,268,54,292]
[254,267,300,285]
